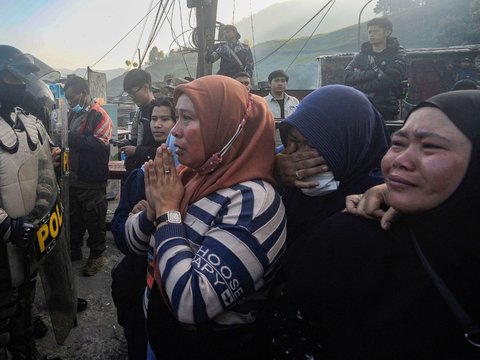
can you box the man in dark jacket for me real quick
[344,17,406,120]
[65,76,112,276]
[205,25,254,78]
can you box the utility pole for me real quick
[357,0,375,51]
[191,0,217,78]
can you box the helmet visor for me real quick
[3,53,40,82]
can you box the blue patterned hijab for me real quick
[281,84,389,185]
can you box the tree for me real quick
[434,0,480,45]
[472,0,480,26]
[374,0,422,15]
[435,16,470,46]
[147,46,165,65]
[125,60,138,68]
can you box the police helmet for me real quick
[0,45,40,80]
[0,45,56,132]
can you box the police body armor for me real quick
[0,108,76,345]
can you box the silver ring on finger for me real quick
[295,170,303,181]
[164,168,171,175]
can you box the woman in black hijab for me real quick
[279,90,480,358]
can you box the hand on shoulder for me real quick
[345,184,398,230]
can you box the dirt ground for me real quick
[35,196,129,360]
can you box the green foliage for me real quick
[147,46,165,65]
[125,60,138,68]
[472,0,480,24]
[435,16,469,46]
[374,0,422,15]
[433,0,480,46]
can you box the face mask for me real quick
[71,103,85,113]
[301,171,340,197]
[71,92,87,113]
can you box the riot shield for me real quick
[22,121,76,345]
[35,203,77,345]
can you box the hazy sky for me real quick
[2,0,375,70]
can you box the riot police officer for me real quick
[0,45,76,360]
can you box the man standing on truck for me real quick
[205,25,254,78]
[344,17,406,120]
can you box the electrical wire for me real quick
[286,0,336,71]
[170,2,193,78]
[151,1,174,45]
[89,0,163,69]
[255,0,335,65]
[140,0,173,66]
[249,0,259,84]
[170,3,193,49]
[188,6,195,30]
[232,0,236,24]
[145,3,164,49]
[139,3,163,66]
[145,0,194,77]
[131,0,155,65]
[170,29,195,50]
[178,0,189,50]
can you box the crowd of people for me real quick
[2,16,480,360]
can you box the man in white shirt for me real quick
[263,70,299,119]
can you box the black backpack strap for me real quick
[409,226,480,348]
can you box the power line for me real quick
[249,0,259,84]
[153,1,175,44]
[140,0,173,66]
[89,0,163,69]
[131,0,155,65]
[286,0,336,71]
[148,0,194,78]
[169,2,193,78]
[255,0,336,65]
[178,0,189,49]
[232,0,236,24]
[178,4,194,78]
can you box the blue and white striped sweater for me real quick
[125,179,286,326]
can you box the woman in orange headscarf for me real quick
[125,75,286,359]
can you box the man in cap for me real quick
[206,25,254,78]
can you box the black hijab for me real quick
[406,90,480,218]
[280,85,389,244]
[400,90,480,323]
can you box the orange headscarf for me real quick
[173,75,276,215]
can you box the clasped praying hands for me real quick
[144,144,184,221]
